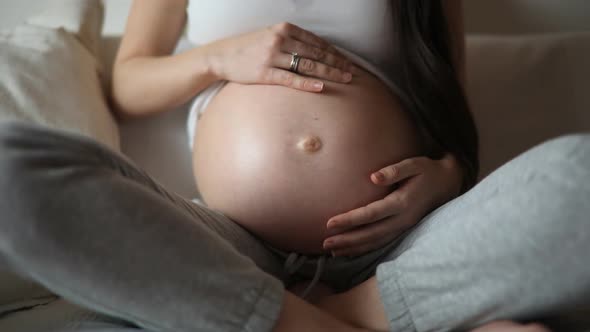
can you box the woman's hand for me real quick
[470,321,550,332]
[323,153,463,257]
[206,22,355,92]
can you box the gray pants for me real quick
[0,121,589,332]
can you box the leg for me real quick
[0,121,289,332]
[0,298,141,332]
[371,134,590,331]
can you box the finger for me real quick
[297,57,353,83]
[273,22,353,69]
[326,193,407,230]
[371,157,428,186]
[281,38,352,73]
[324,218,400,254]
[262,68,324,92]
[276,52,351,83]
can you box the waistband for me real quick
[263,236,403,298]
[333,45,401,97]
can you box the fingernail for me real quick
[372,171,385,182]
[323,240,334,249]
[343,72,352,82]
[327,219,337,228]
[313,81,324,90]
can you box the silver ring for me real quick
[289,52,301,73]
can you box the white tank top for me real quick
[186,0,395,75]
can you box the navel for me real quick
[296,135,323,153]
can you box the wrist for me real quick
[440,153,463,199]
[198,42,226,81]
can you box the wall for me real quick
[1,0,590,35]
[464,0,590,34]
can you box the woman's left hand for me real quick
[323,153,464,257]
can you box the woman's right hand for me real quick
[206,22,355,92]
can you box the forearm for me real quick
[111,46,219,120]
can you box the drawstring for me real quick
[284,252,307,274]
[300,255,326,299]
[283,252,327,300]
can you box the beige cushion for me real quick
[0,0,117,308]
[26,0,105,56]
[0,0,119,151]
[466,32,590,179]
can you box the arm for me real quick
[111,0,218,120]
[112,0,355,121]
[443,0,466,85]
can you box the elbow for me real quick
[109,61,148,122]
[109,86,140,123]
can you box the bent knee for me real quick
[544,133,590,152]
[520,133,590,167]
[0,121,39,177]
[0,121,92,188]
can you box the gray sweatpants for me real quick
[0,121,589,332]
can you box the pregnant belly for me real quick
[192,67,421,254]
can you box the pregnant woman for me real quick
[113,0,480,257]
[0,1,589,332]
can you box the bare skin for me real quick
[316,277,389,331]
[274,292,370,332]
[314,277,550,332]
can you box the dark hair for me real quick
[390,0,479,193]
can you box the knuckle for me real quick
[321,51,334,64]
[268,34,284,50]
[330,68,345,81]
[326,66,342,80]
[382,166,396,178]
[260,51,274,66]
[259,69,273,83]
[316,64,330,78]
[396,195,408,209]
[281,72,295,86]
[293,77,306,89]
[275,22,292,34]
[311,47,324,60]
[299,58,315,73]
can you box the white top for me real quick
[186,0,395,75]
